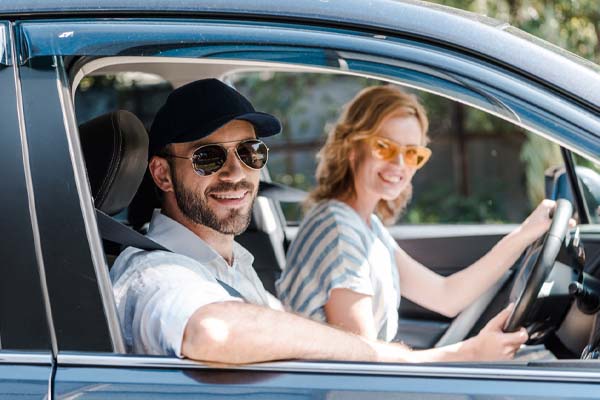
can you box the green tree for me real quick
[433,0,599,65]
[431,0,599,204]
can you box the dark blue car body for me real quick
[1,1,600,398]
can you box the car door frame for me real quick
[15,11,600,398]
[0,20,54,399]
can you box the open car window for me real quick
[228,71,559,227]
[70,59,593,363]
[77,70,554,228]
[12,14,595,379]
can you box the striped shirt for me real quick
[276,200,401,342]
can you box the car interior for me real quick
[72,55,600,363]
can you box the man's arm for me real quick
[181,301,526,364]
[182,301,381,364]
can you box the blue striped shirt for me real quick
[276,200,401,342]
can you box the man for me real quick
[111,79,527,364]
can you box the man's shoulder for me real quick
[110,247,154,281]
[110,246,201,283]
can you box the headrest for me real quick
[79,110,149,215]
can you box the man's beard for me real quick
[171,169,255,235]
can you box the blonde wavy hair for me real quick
[307,85,430,224]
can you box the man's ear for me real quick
[148,156,174,193]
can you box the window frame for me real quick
[0,20,53,353]
[18,18,600,163]
[16,46,120,353]
[20,17,600,378]
[0,18,53,400]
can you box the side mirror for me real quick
[545,165,600,219]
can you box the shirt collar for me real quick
[146,209,254,267]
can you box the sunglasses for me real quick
[164,138,269,176]
[365,136,431,169]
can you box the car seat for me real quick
[79,110,149,262]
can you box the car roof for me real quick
[3,0,600,112]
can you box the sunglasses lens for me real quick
[192,145,227,176]
[236,140,268,170]
[368,137,431,169]
[404,147,431,169]
[404,148,419,167]
[371,138,397,160]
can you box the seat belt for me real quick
[96,209,246,300]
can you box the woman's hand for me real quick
[463,304,528,361]
[515,199,576,246]
[516,199,555,244]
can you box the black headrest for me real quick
[79,110,149,215]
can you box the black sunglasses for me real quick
[163,138,269,176]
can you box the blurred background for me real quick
[435,0,599,66]
[75,0,600,225]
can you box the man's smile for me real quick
[208,190,250,207]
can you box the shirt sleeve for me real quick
[278,202,375,316]
[308,205,375,299]
[115,251,241,357]
[324,224,375,298]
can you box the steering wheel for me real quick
[503,199,573,333]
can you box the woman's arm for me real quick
[398,200,556,317]
[324,288,379,339]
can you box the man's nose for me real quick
[217,149,245,181]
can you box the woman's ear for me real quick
[148,156,174,193]
[348,146,357,163]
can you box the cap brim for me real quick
[150,111,281,157]
[236,112,281,137]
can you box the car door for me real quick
[552,153,600,356]
[0,20,53,398]
[13,5,600,399]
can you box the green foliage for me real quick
[231,73,376,142]
[431,0,599,209]
[574,154,600,174]
[520,133,562,204]
[431,0,599,64]
[405,184,506,223]
[233,71,534,223]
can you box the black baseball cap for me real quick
[148,79,281,157]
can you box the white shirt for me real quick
[111,210,281,357]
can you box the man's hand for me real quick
[463,304,528,361]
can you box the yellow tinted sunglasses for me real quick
[365,136,431,169]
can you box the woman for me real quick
[276,85,556,360]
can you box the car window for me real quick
[0,23,51,351]
[73,69,561,230]
[75,72,172,131]
[29,17,598,369]
[230,71,556,226]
